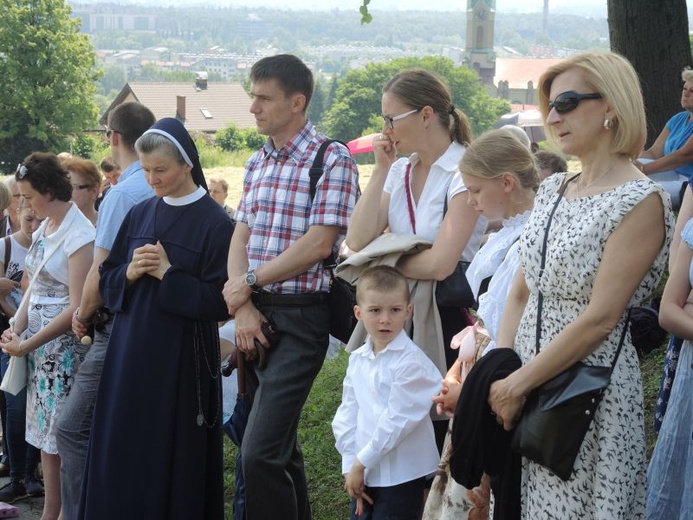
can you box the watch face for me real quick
[246,271,257,286]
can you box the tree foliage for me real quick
[216,124,265,152]
[322,56,509,142]
[0,0,101,166]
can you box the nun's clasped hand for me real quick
[126,241,172,283]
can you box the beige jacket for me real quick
[337,233,447,378]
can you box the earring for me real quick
[603,118,613,130]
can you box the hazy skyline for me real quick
[74,0,608,17]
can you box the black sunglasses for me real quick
[548,91,603,114]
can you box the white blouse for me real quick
[465,210,532,348]
[383,141,486,262]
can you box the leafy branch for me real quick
[360,0,372,24]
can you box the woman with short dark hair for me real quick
[1,151,94,520]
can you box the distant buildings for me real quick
[102,75,256,133]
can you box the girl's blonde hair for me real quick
[459,129,540,191]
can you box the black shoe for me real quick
[25,475,44,497]
[0,480,26,503]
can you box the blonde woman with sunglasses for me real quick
[488,52,672,519]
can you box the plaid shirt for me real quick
[236,122,359,294]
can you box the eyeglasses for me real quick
[548,91,603,114]
[382,108,420,130]
[106,128,121,138]
[15,164,28,179]
[71,184,93,191]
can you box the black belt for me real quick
[252,292,328,307]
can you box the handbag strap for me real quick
[534,175,578,355]
[3,236,10,277]
[534,174,631,373]
[403,163,416,234]
[10,221,70,333]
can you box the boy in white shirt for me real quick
[332,265,442,519]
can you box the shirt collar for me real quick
[407,141,465,173]
[261,121,316,164]
[358,329,410,358]
[118,160,143,182]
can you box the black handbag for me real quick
[435,260,475,308]
[511,175,631,481]
[327,274,358,344]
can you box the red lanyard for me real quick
[403,163,416,234]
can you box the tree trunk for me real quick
[608,0,691,147]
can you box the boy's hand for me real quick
[344,460,373,516]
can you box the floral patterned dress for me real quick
[25,205,94,454]
[514,173,673,519]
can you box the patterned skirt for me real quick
[25,302,88,453]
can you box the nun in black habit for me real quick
[78,118,233,519]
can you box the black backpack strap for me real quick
[309,139,341,201]
[307,139,349,268]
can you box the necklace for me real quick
[575,164,615,197]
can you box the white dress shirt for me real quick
[332,330,442,487]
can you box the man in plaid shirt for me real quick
[223,54,359,520]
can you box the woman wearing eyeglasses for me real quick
[488,53,673,518]
[65,158,102,226]
[346,69,485,448]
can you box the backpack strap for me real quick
[308,139,340,201]
[307,139,349,268]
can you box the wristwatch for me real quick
[245,269,260,290]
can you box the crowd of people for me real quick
[0,50,688,520]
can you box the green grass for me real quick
[223,343,667,518]
[641,345,666,456]
[222,350,350,520]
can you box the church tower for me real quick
[465,0,496,86]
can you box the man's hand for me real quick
[233,301,269,359]
[72,309,90,340]
[223,274,253,316]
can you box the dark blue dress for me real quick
[79,193,233,519]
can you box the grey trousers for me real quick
[242,303,329,520]
[55,321,112,520]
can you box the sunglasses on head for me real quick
[15,164,28,179]
[548,91,603,114]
